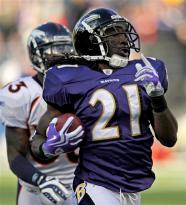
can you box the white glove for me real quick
[134,53,164,97]
[38,176,70,205]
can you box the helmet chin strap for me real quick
[108,54,128,68]
[80,54,128,68]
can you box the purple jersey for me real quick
[43,58,168,193]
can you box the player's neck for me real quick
[98,62,111,70]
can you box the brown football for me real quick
[55,113,82,132]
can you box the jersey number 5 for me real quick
[89,84,141,141]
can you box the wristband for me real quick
[10,155,44,186]
[150,95,167,112]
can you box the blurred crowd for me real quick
[0,0,185,151]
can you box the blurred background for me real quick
[0,0,185,204]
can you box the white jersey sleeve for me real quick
[0,76,46,129]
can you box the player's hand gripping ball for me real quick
[43,113,84,156]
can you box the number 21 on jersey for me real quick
[89,84,141,141]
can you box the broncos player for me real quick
[32,8,177,205]
[0,22,80,205]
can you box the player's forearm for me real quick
[153,108,178,147]
[35,105,63,136]
[30,110,55,159]
[30,106,62,160]
[9,152,45,186]
[30,133,55,161]
[35,110,53,136]
[6,142,44,186]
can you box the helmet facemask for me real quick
[39,42,74,70]
[93,20,140,68]
[29,40,74,73]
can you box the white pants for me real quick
[17,184,77,205]
[75,181,141,205]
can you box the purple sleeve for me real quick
[43,67,69,108]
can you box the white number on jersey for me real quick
[89,85,141,141]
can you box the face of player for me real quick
[104,26,130,58]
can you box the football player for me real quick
[0,22,79,205]
[32,8,178,205]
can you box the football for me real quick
[55,113,82,132]
[44,113,84,155]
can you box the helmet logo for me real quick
[81,14,101,33]
[84,14,100,24]
[30,29,47,42]
[111,14,122,19]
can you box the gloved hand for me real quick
[134,53,164,97]
[42,117,84,156]
[37,175,70,205]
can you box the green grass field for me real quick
[0,162,185,205]
[141,163,186,205]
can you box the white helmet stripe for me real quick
[82,21,93,33]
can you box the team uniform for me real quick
[43,58,168,205]
[0,76,77,205]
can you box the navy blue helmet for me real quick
[73,8,140,66]
[27,22,74,73]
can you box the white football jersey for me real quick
[0,76,77,189]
